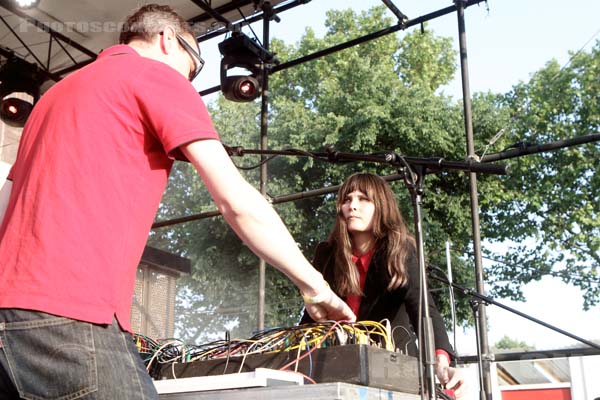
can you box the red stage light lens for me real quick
[240,81,255,94]
[6,104,18,115]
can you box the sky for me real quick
[194,0,600,354]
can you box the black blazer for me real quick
[300,241,454,358]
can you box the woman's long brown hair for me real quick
[328,173,415,296]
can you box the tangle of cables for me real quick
[134,320,396,380]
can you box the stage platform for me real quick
[157,381,421,400]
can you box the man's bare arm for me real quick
[180,139,355,322]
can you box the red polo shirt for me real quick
[0,45,219,331]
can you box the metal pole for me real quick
[256,11,271,331]
[411,184,437,400]
[445,241,457,353]
[455,1,493,398]
[199,1,486,97]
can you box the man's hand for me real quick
[302,285,356,322]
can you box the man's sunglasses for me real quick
[158,31,205,81]
[175,33,205,81]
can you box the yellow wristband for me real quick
[302,281,330,304]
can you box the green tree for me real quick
[493,335,534,351]
[483,41,600,309]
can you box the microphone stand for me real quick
[427,266,600,350]
[395,158,437,400]
[385,152,506,400]
[427,265,600,397]
[224,145,509,175]
[225,144,508,399]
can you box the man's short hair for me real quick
[119,4,195,44]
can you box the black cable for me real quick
[232,154,278,170]
[236,7,261,46]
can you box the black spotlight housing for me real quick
[218,32,276,102]
[0,97,34,127]
[0,55,44,127]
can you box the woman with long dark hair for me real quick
[301,172,465,398]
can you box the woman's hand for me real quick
[435,353,467,399]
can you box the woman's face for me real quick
[341,190,376,235]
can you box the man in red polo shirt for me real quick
[0,4,354,399]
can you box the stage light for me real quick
[1,97,33,127]
[0,55,44,127]
[239,79,257,96]
[13,0,40,8]
[221,75,260,102]
[218,32,275,102]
